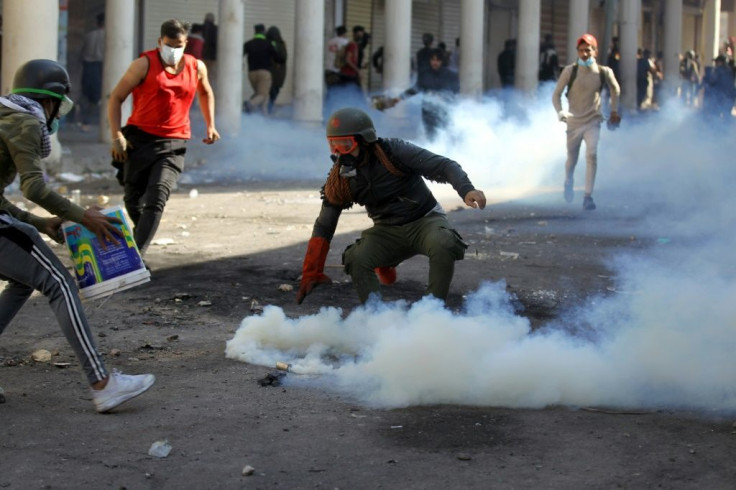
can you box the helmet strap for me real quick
[44,99,61,131]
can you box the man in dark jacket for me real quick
[201,13,218,89]
[701,55,736,120]
[385,48,460,140]
[416,33,435,85]
[243,23,278,114]
[0,59,155,412]
[297,108,486,304]
[497,39,516,87]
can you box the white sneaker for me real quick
[92,370,155,413]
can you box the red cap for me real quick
[577,33,597,48]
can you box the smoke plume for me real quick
[225,88,736,411]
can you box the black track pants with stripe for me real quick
[0,215,107,384]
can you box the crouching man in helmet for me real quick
[297,107,486,305]
[0,59,155,412]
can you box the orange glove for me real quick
[296,237,332,304]
[374,266,397,285]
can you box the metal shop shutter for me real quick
[142,0,213,51]
[412,0,441,67]
[368,0,387,93]
[439,0,461,54]
[346,0,373,32]
[541,0,570,65]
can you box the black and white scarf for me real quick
[0,94,52,158]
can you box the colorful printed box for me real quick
[62,205,150,300]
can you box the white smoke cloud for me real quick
[226,277,736,410]
[223,90,736,412]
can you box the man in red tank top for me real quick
[108,18,219,260]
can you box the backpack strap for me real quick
[566,63,607,98]
[565,64,578,98]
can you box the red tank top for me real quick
[126,49,199,139]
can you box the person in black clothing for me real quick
[636,48,656,109]
[372,46,384,75]
[383,49,460,140]
[266,25,287,114]
[353,25,370,70]
[497,39,516,87]
[416,33,435,85]
[539,34,560,82]
[296,108,486,304]
[243,24,278,114]
[701,55,736,121]
[202,13,218,88]
[606,37,621,83]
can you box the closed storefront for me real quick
[140,0,295,106]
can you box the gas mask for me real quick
[331,153,358,177]
[46,96,73,134]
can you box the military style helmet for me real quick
[12,59,74,118]
[12,59,71,100]
[326,108,377,143]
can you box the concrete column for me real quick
[663,0,683,97]
[619,0,640,112]
[101,0,135,143]
[383,0,412,120]
[567,0,590,64]
[702,0,721,61]
[515,0,540,93]
[600,0,618,67]
[459,0,484,97]
[2,0,61,163]
[217,0,244,136]
[383,0,412,94]
[729,6,736,39]
[293,0,325,124]
[2,0,58,94]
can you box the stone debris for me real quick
[31,349,53,363]
[148,440,172,458]
[151,238,176,246]
[250,299,263,313]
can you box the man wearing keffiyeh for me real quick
[0,59,155,413]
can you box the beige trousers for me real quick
[247,69,272,114]
[565,120,601,196]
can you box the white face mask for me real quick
[159,42,185,66]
